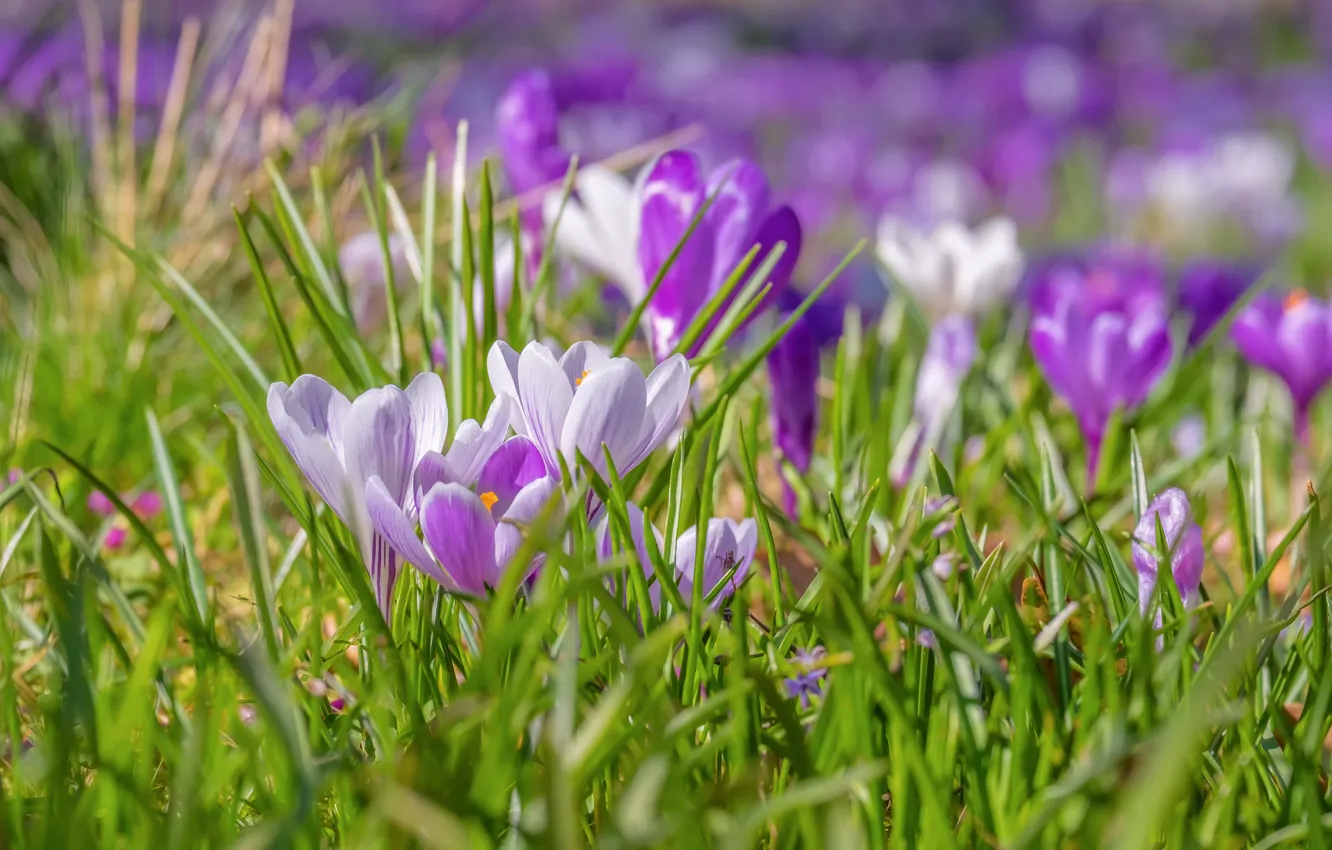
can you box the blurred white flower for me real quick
[875,216,1025,321]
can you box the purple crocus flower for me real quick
[766,313,820,514]
[890,314,979,488]
[637,150,801,359]
[268,373,510,614]
[1132,488,1204,615]
[487,340,691,482]
[783,647,828,710]
[1231,291,1332,442]
[1177,259,1257,346]
[369,435,561,597]
[495,69,573,201]
[597,502,758,612]
[598,501,666,609]
[1029,265,1173,485]
[339,233,412,335]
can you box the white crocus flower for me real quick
[875,216,1025,322]
[542,164,645,303]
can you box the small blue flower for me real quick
[783,647,827,709]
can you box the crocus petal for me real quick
[560,359,647,478]
[704,158,772,293]
[268,383,352,520]
[598,501,666,609]
[767,316,819,475]
[413,450,455,514]
[444,396,512,486]
[518,341,575,476]
[1276,299,1332,407]
[476,436,548,516]
[493,476,561,580]
[748,206,803,302]
[638,151,714,359]
[405,372,449,464]
[488,340,523,405]
[559,341,613,388]
[420,483,498,596]
[628,355,692,469]
[281,375,351,457]
[343,387,417,505]
[365,476,452,588]
[546,164,643,299]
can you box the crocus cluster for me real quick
[267,339,774,618]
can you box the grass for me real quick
[3,14,1332,850]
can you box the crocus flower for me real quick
[544,164,643,303]
[875,216,1024,321]
[268,373,509,614]
[783,647,828,709]
[890,314,979,487]
[369,435,561,597]
[1132,487,1204,615]
[496,69,573,238]
[1177,259,1257,346]
[766,312,820,514]
[1029,266,1173,484]
[487,340,691,482]
[597,503,758,612]
[636,150,801,359]
[1231,291,1332,442]
[339,232,412,334]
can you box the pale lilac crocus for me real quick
[597,503,758,613]
[369,435,561,597]
[487,340,691,482]
[1132,488,1204,615]
[1029,265,1173,486]
[267,372,510,614]
[876,216,1023,486]
[339,232,412,334]
[1230,291,1332,443]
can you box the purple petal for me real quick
[365,476,451,588]
[413,450,455,515]
[628,355,692,471]
[559,341,613,387]
[495,69,571,197]
[444,396,512,486]
[344,387,417,506]
[767,316,819,474]
[559,359,648,479]
[268,383,352,520]
[406,372,449,464]
[476,436,548,516]
[493,476,561,581]
[420,483,498,596]
[704,158,772,294]
[747,206,802,305]
[517,341,575,477]
[638,151,714,359]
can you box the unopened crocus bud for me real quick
[1132,487,1204,614]
[767,314,819,514]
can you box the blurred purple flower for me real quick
[6,468,20,485]
[88,490,116,518]
[890,314,979,487]
[783,647,828,709]
[339,233,412,335]
[597,502,758,611]
[1132,487,1204,614]
[487,340,691,482]
[268,373,510,614]
[931,554,955,580]
[496,69,572,198]
[1177,260,1257,346]
[1172,414,1207,461]
[1231,292,1332,442]
[766,314,819,514]
[637,150,801,359]
[1029,264,1173,485]
[104,527,128,551]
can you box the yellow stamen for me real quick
[575,369,591,387]
[480,491,499,512]
[1285,290,1310,312]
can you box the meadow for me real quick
[1,2,1331,847]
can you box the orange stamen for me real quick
[575,369,591,387]
[480,491,499,512]
[1285,290,1310,312]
